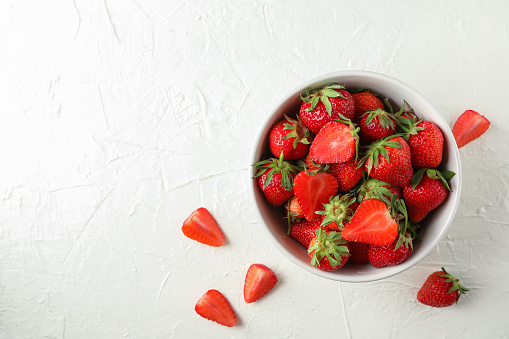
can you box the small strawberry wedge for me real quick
[182,208,225,247]
[309,120,359,164]
[294,171,339,221]
[195,289,237,327]
[452,110,490,148]
[342,199,398,246]
[243,264,278,303]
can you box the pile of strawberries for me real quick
[253,83,457,271]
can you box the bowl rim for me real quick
[249,70,462,282]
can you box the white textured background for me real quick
[1,1,508,338]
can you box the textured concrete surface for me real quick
[1,1,508,338]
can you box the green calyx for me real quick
[355,175,398,205]
[308,229,349,269]
[411,168,455,191]
[315,195,357,230]
[435,267,470,302]
[252,152,302,190]
[361,108,396,130]
[359,134,404,174]
[389,194,412,250]
[281,114,312,149]
[300,83,346,116]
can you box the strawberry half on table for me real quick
[244,264,278,303]
[182,207,226,247]
[252,154,301,206]
[452,109,490,148]
[195,289,237,327]
[299,83,355,134]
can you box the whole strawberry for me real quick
[403,168,455,222]
[417,267,469,307]
[289,218,324,248]
[351,91,384,123]
[327,158,364,193]
[355,176,402,204]
[269,114,311,161]
[286,195,305,219]
[252,154,301,206]
[308,229,350,271]
[300,83,355,134]
[316,194,358,231]
[359,108,397,144]
[401,119,444,168]
[361,135,413,187]
[368,235,413,268]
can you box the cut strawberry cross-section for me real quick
[293,171,339,221]
[309,120,359,164]
[182,207,226,247]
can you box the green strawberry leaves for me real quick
[301,83,346,115]
[435,267,470,301]
[308,229,349,269]
[360,135,404,174]
[252,153,302,190]
[281,114,312,149]
[411,168,455,191]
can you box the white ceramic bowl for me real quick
[250,70,462,282]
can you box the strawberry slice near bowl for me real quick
[195,289,237,327]
[309,120,359,164]
[243,264,278,303]
[452,109,490,148]
[182,207,225,247]
[293,171,339,221]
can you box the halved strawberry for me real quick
[342,198,398,246]
[195,289,236,327]
[293,171,339,221]
[289,218,324,248]
[243,264,278,303]
[182,208,225,247]
[452,110,490,148]
[309,120,359,164]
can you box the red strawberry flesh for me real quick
[182,208,225,247]
[452,110,490,148]
[309,121,357,164]
[342,199,398,246]
[195,289,237,327]
[294,171,339,221]
[243,264,278,303]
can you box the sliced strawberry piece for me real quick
[309,121,359,164]
[182,208,225,247]
[342,199,398,246]
[293,171,338,221]
[195,289,237,327]
[452,110,490,148]
[243,264,278,303]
